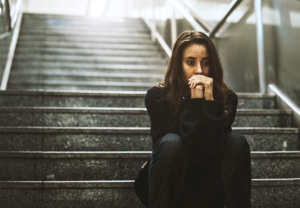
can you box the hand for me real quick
[188,75,214,100]
[191,84,204,99]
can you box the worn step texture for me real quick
[0,151,300,180]
[7,13,166,91]
[0,127,298,152]
[1,13,300,208]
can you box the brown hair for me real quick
[156,31,233,117]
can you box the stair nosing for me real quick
[1,151,300,159]
[0,90,276,98]
[0,126,298,134]
[0,107,292,115]
[0,179,300,189]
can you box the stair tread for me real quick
[0,106,292,114]
[0,126,298,133]
[1,179,300,189]
[1,150,300,158]
[0,90,276,98]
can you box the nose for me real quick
[195,63,203,75]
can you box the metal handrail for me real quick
[175,0,242,38]
[268,84,300,127]
[0,0,22,39]
[0,0,23,90]
[10,0,22,29]
[147,0,266,94]
[178,0,212,32]
[254,0,266,93]
[169,0,207,35]
[4,0,12,31]
[209,0,242,38]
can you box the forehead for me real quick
[182,43,208,58]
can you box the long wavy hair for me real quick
[156,31,232,117]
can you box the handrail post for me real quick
[85,0,91,16]
[254,0,266,93]
[5,0,12,31]
[151,0,156,42]
[171,6,177,46]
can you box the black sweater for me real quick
[135,86,238,207]
[145,86,238,163]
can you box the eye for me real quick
[187,61,194,65]
[203,61,210,66]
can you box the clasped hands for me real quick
[188,75,214,100]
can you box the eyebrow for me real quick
[184,57,209,60]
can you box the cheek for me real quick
[204,67,210,76]
[182,64,193,79]
[182,63,189,74]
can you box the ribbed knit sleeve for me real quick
[223,89,238,133]
[179,97,226,162]
[145,87,180,148]
[145,86,231,161]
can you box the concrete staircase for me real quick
[0,13,299,207]
[7,13,166,91]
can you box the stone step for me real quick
[10,72,164,83]
[0,151,299,180]
[14,47,161,57]
[1,179,299,208]
[20,24,149,33]
[0,107,292,127]
[0,180,143,208]
[0,127,298,151]
[12,55,166,65]
[18,36,153,44]
[21,19,146,27]
[16,41,158,51]
[0,90,275,109]
[21,28,149,35]
[7,80,154,91]
[11,63,166,73]
[23,13,143,23]
[19,29,151,38]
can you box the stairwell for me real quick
[0,13,299,207]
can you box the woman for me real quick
[134,31,251,208]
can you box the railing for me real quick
[0,0,23,90]
[139,0,266,93]
[0,0,22,37]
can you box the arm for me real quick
[223,89,238,133]
[182,76,227,162]
[179,97,226,162]
[145,87,180,147]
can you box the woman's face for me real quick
[182,43,210,81]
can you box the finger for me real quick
[192,79,205,88]
[188,75,203,81]
[190,86,196,98]
[189,75,208,81]
[192,78,210,87]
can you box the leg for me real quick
[220,131,252,208]
[149,133,188,208]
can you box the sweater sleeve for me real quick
[223,89,238,133]
[145,87,180,147]
[179,97,226,162]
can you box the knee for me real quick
[225,131,250,157]
[152,133,184,165]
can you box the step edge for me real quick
[0,179,299,188]
[1,151,300,158]
[0,107,292,114]
[0,90,276,98]
[0,126,298,134]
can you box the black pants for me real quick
[149,131,251,208]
